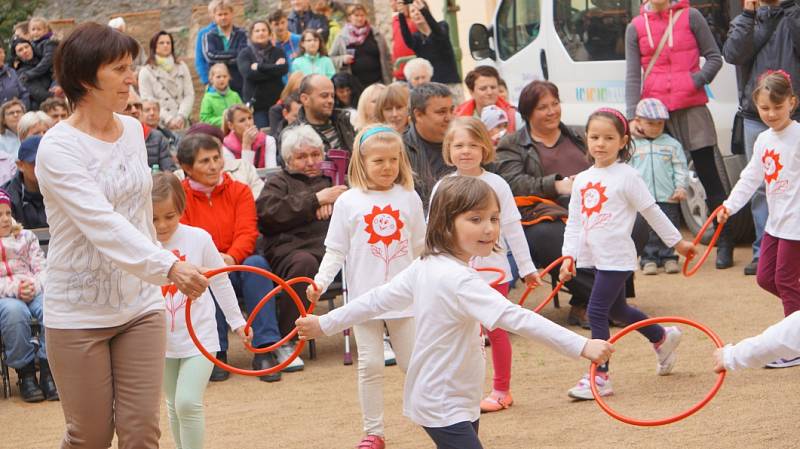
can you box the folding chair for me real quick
[0,317,41,399]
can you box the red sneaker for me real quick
[357,435,385,449]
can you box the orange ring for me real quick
[184,265,317,377]
[518,255,574,313]
[683,205,726,277]
[476,267,505,288]
[589,316,726,426]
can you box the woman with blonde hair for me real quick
[375,82,410,133]
[354,83,386,131]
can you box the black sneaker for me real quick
[16,362,44,403]
[39,360,59,401]
[253,352,282,383]
[744,258,758,276]
[209,351,230,382]
[715,246,733,269]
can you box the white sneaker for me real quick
[567,374,613,400]
[765,356,800,369]
[275,342,304,372]
[384,337,397,366]
[655,326,682,376]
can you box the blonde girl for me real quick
[354,83,387,131]
[307,124,425,449]
[432,116,540,413]
[222,104,278,169]
[717,71,800,369]
[152,173,250,449]
[375,82,410,133]
[291,29,336,78]
[297,176,612,449]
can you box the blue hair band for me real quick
[359,126,397,146]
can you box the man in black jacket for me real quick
[2,136,47,229]
[285,74,356,156]
[202,1,248,95]
[723,0,800,275]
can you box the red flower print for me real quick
[762,149,783,184]
[580,182,608,218]
[364,205,405,246]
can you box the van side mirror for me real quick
[468,23,496,61]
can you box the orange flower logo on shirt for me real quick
[762,149,783,184]
[364,205,404,246]
[580,182,608,218]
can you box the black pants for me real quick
[423,420,482,449]
[641,202,681,266]
[269,250,320,337]
[523,217,649,307]
[689,146,732,246]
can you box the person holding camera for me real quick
[723,0,800,276]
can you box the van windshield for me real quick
[496,0,541,60]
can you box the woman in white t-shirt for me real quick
[298,176,612,449]
[307,124,426,449]
[559,108,695,401]
[35,23,208,449]
[431,116,540,414]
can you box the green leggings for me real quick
[163,355,214,449]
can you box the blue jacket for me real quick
[274,33,301,84]
[287,10,330,42]
[0,65,29,109]
[195,22,217,85]
[202,25,249,94]
[629,134,690,203]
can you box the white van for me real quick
[468,0,753,241]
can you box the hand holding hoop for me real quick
[683,205,726,277]
[518,255,574,313]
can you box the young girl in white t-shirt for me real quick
[431,116,541,413]
[299,176,612,449]
[307,124,426,449]
[152,173,250,449]
[716,71,800,369]
[559,108,696,400]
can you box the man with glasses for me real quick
[124,92,176,171]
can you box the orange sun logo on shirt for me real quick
[580,182,608,218]
[364,205,404,246]
[762,149,783,184]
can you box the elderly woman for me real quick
[138,31,195,131]
[0,99,24,157]
[177,133,291,381]
[330,4,392,89]
[375,81,410,133]
[256,124,347,341]
[35,23,207,448]
[456,65,523,132]
[496,80,647,328]
[17,110,53,141]
[403,57,433,88]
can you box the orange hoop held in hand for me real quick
[518,255,574,313]
[184,265,317,377]
[589,316,726,426]
[683,205,726,277]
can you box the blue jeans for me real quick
[743,118,769,258]
[213,255,281,351]
[641,202,681,266]
[253,110,270,130]
[0,293,46,368]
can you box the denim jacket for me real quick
[629,133,690,203]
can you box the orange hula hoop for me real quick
[682,205,726,277]
[519,255,574,313]
[184,265,317,377]
[589,316,726,426]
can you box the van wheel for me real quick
[681,169,754,245]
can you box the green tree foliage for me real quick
[0,0,44,45]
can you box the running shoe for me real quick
[567,374,613,400]
[655,326,682,376]
[765,356,800,369]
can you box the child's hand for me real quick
[581,339,614,365]
[674,239,696,259]
[306,284,321,304]
[715,206,730,224]
[523,272,542,289]
[669,188,687,202]
[713,348,727,373]
[295,315,323,340]
[559,258,575,282]
[234,326,253,346]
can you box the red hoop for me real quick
[589,316,726,426]
[518,255,574,313]
[184,265,317,377]
[475,267,505,288]
[683,205,726,277]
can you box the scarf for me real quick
[223,130,267,168]
[249,41,273,65]
[188,175,222,199]
[155,55,175,72]
[342,22,372,47]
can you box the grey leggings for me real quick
[423,420,482,449]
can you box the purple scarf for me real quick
[342,22,372,47]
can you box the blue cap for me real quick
[17,135,41,163]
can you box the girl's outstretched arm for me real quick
[715,311,800,372]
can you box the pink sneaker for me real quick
[480,391,514,413]
[357,435,385,449]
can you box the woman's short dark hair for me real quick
[177,133,222,167]
[146,31,176,66]
[54,22,140,106]
[518,80,560,123]
[464,66,500,92]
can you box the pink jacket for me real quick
[631,0,707,111]
[0,229,46,298]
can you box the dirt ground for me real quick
[3,244,800,449]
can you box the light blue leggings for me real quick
[163,355,214,449]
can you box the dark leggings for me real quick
[588,270,665,372]
[423,420,482,449]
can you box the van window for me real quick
[553,0,732,62]
[497,0,541,60]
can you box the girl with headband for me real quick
[560,108,696,400]
[307,123,426,449]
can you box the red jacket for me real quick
[180,173,258,264]
[392,14,417,80]
[455,96,518,133]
